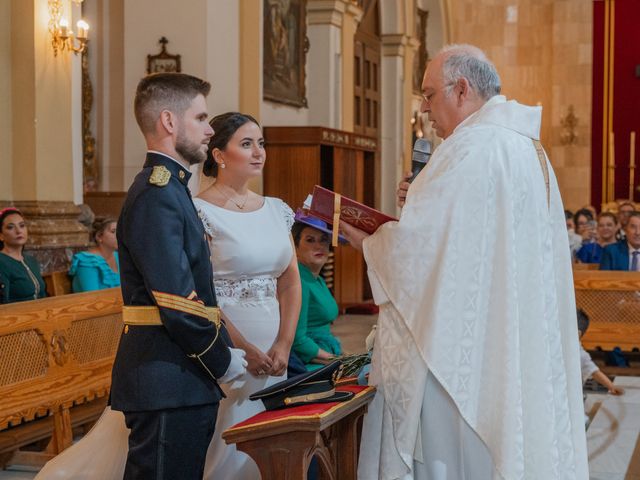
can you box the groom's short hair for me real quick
[134,73,211,134]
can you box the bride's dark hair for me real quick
[203,112,261,178]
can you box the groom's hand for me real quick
[244,342,274,377]
[218,347,247,383]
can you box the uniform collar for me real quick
[144,151,192,185]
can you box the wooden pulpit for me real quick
[263,126,378,307]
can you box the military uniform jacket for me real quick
[111,152,233,412]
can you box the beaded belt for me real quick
[214,276,277,303]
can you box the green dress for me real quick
[0,252,47,303]
[292,262,342,371]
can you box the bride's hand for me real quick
[266,342,290,377]
[243,342,273,376]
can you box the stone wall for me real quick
[446,0,593,210]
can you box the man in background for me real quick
[600,211,640,270]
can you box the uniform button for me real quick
[124,325,129,334]
[179,170,185,180]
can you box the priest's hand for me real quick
[397,171,412,208]
[339,220,369,252]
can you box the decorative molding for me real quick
[307,0,346,26]
[82,48,98,192]
[381,33,408,56]
[560,105,579,146]
[146,37,181,74]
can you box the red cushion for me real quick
[227,385,372,432]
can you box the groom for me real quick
[112,73,246,479]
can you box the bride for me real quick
[36,112,301,479]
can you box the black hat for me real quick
[249,360,354,410]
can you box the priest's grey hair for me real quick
[439,44,501,100]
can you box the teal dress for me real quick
[69,251,120,292]
[293,262,342,371]
[0,252,47,303]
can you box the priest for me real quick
[341,44,588,479]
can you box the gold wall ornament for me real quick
[147,37,182,74]
[48,0,90,57]
[82,48,99,192]
[560,105,579,146]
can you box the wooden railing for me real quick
[0,288,123,467]
[574,270,640,351]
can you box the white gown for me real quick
[36,196,294,480]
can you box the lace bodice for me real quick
[193,196,294,305]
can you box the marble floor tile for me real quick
[0,468,37,480]
[331,313,377,354]
[589,473,628,480]
[589,400,640,431]
[588,427,640,474]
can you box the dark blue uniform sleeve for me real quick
[123,187,231,379]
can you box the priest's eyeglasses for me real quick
[420,82,455,106]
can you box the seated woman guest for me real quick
[0,207,46,303]
[69,217,120,292]
[291,211,343,371]
[576,212,618,264]
[574,208,596,243]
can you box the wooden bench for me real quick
[222,385,375,480]
[43,271,72,297]
[0,287,123,468]
[574,270,640,352]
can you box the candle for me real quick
[76,20,89,40]
[609,132,615,201]
[632,131,637,169]
[632,131,637,199]
[59,18,69,38]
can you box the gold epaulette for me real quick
[149,165,171,186]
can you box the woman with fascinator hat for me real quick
[290,210,343,371]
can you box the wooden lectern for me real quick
[263,127,378,307]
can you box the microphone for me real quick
[409,138,432,182]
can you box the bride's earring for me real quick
[219,162,226,169]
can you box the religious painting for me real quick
[147,37,181,75]
[413,8,429,94]
[263,0,309,108]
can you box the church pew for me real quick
[222,385,375,480]
[0,288,123,468]
[574,270,640,352]
[43,271,72,296]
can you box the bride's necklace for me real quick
[214,184,249,210]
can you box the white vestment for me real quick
[358,96,588,480]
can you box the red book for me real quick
[308,185,396,234]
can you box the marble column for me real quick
[307,0,361,129]
[379,33,419,216]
